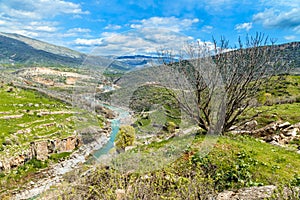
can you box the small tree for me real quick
[115,125,136,152]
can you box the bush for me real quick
[165,121,177,133]
[115,125,136,152]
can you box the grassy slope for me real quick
[0,84,75,149]
[0,83,77,190]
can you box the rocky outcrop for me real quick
[217,185,300,200]
[0,136,82,171]
[232,121,300,148]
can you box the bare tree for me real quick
[158,33,289,133]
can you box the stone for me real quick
[283,128,298,137]
[216,191,235,200]
[252,122,279,137]
[278,122,291,129]
[217,185,277,200]
[34,141,49,161]
[243,120,258,131]
[116,189,126,200]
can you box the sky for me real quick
[0,0,300,56]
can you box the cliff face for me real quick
[0,136,82,171]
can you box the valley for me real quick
[0,32,299,199]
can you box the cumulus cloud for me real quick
[74,28,195,56]
[0,0,88,20]
[73,17,200,55]
[235,22,252,31]
[130,17,199,32]
[284,35,296,40]
[74,38,104,46]
[253,1,300,33]
[104,24,122,30]
[0,0,88,45]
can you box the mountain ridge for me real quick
[0,32,299,71]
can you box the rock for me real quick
[228,126,238,131]
[243,120,258,131]
[216,191,235,200]
[269,140,282,147]
[253,122,278,137]
[33,141,49,161]
[283,128,298,137]
[278,122,291,129]
[216,185,277,200]
[292,122,300,129]
[116,189,126,200]
[125,146,136,151]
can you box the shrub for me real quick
[115,125,136,152]
[165,121,176,133]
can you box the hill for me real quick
[0,32,85,67]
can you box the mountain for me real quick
[0,32,87,67]
[0,32,299,73]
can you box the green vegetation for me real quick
[0,83,75,152]
[0,158,49,193]
[56,74,297,199]
[240,103,300,127]
[237,75,300,127]
[115,125,136,152]
[258,75,300,104]
[130,85,181,135]
[45,134,300,199]
[49,152,72,162]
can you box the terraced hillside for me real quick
[0,82,79,169]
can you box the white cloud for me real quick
[67,28,91,33]
[72,17,200,55]
[253,1,300,33]
[104,24,122,30]
[0,0,88,20]
[74,38,104,46]
[235,22,252,31]
[201,25,213,33]
[130,17,199,32]
[284,35,296,40]
[60,28,92,38]
[73,28,195,56]
[0,0,89,47]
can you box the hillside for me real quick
[0,33,299,199]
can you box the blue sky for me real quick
[0,0,299,55]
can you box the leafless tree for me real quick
[158,33,289,133]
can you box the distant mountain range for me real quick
[0,32,299,73]
[0,32,163,72]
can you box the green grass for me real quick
[0,83,77,158]
[240,103,300,127]
[258,75,300,104]
[43,133,300,199]
[130,85,182,134]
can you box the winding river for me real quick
[13,101,130,199]
[92,103,129,159]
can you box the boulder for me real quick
[33,141,49,161]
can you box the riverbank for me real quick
[11,133,109,199]
[10,105,130,199]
